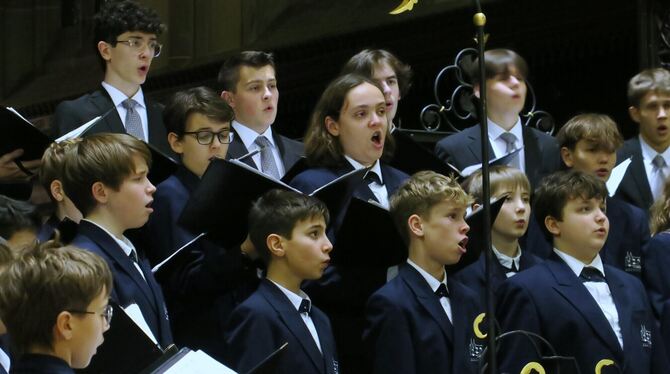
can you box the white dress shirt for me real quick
[487,117,526,173]
[407,259,453,322]
[232,121,286,177]
[553,249,623,348]
[82,219,146,281]
[492,245,522,278]
[344,156,389,209]
[269,280,322,352]
[101,82,149,140]
[0,346,10,373]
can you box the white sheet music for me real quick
[607,157,632,197]
[123,303,158,345]
[56,115,102,142]
[162,350,237,373]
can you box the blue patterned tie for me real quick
[122,99,145,141]
[500,132,520,169]
[254,135,281,179]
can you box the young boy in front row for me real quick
[496,170,667,373]
[363,171,485,374]
[0,241,113,373]
[455,166,541,302]
[62,133,173,348]
[224,190,338,374]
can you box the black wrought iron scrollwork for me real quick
[412,48,555,136]
[657,1,670,70]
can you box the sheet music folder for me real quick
[179,158,366,248]
[0,107,53,161]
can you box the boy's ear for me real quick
[221,91,235,108]
[55,311,74,341]
[560,146,574,167]
[50,180,66,202]
[266,234,286,257]
[545,215,561,236]
[97,41,112,63]
[628,106,641,124]
[167,132,184,155]
[408,214,424,237]
[91,182,109,204]
[325,116,340,136]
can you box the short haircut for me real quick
[464,165,531,205]
[304,73,396,168]
[39,139,83,200]
[0,240,113,356]
[93,0,164,68]
[218,51,276,92]
[340,49,413,97]
[627,68,670,107]
[390,171,472,246]
[61,133,152,216]
[650,179,670,235]
[469,49,529,86]
[163,86,235,136]
[0,195,41,241]
[248,189,329,265]
[557,113,623,153]
[533,170,608,238]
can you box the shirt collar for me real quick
[0,346,10,373]
[82,219,137,258]
[406,259,448,293]
[553,248,605,277]
[488,117,523,142]
[101,81,145,108]
[344,156,384,184]
[232,120,276,150]
[492,245,522,270]
[268,279,311,312]
[639,135,670,164]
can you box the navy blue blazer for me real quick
[226,127,304,175]
[642,232,670,318]
[52,88,172,156]
[434,124,560,188]
[525,197,649,280]
[224,279,339,374]
[659,299,670,362]
[363,264,484,374]
[70,220,173,348]
[496,253,667,373]
[615,137,654,211]
[454,250,541,305]
[10,354,73,374]
[36,215,59,243]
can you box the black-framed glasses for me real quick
[68,304,113,326]
[183,130,233,145]
[114,38,162,57]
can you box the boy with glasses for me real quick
[52,0,172,155]
[0,241,113,373]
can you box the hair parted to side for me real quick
[39,139,84,198]
[61,133,151,216]
[163,86,235,136]
[340,49,413,97]
[93,0,164,68]
[464,165,531,205]
[533,170,608,238]
[390,171,472,246]
[557,113,623,153]
[0,240,112,356]
[650,179,670,235]
[218,51,276,92]
[627,68,670,108]
[469,48,529,86]
[304,73,395,168]
[248,189,329,265]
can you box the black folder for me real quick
[0,107,53,162]
[77,301,168,374]
[145,142,179,186]
[151,233,206,283]
[333,197,406,268]
[245,342,288,374]
[390,129,462,179]
[178,158,366,248]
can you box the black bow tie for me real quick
[298,299,311,315]
[503,261,519,273]
[435,283,449,298]
[364,171,382,185]
[580,267,606,283]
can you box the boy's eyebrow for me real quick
[243,78,277,86]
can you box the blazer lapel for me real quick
[311,310,337,374]
[400,265,454,344]
[80,222,158,314]
[261,281,325,374]
[547,255,623,358]
[274,132,302,172]
[522,127,542,185]
[227,128,256,168]
[628,140,654,207]
[90,89,125,133]
[606,269,635,365]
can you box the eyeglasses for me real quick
[114,38,162,57]
[68,304,114,326]
[183,130,233,145]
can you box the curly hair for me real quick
[650,180,670,235]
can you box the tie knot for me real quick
[128,249,139,264]
[364,170,382,185]
[254,135,272,148]
[580,266,606,283]
[122,98,138,110]
[653,154,667,169]
[435,283,449,298]
[500,132,517,147]
[298,299,311,315]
